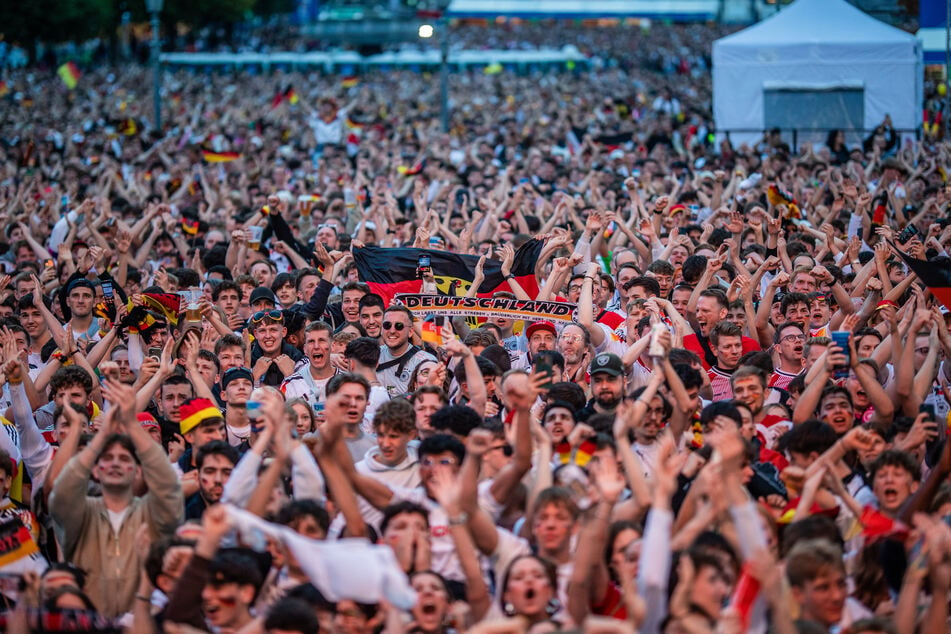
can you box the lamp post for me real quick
[146,0,164,132]
[439,13,449,133]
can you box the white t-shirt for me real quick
[281,366,338,407]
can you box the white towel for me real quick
[223,504,417,610]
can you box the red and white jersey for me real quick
[769,368,801,391]
[707,366,735,401]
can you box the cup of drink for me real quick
[180,288,203,323]
[830,331,851,379]
[247,225,264,251]
[299,195,316,217]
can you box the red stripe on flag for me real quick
[367,280,424,307]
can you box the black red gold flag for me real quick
[353,239,544,306]
[891,247,951,312]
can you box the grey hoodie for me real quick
[348,445,421,533]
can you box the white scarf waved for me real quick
[222,504,417,609]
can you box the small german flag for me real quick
[119,118,137,137]
[285,86,299,105]
[57,62,81,90]
[341,76,359,89]
[397,160,424,177]
[202,150,240,163]
[767,184,801,219]
[891,246,951,313]
[134,292,182,326]
[182,217,200,235]
[420,315,443,345]
[0,81,8,98]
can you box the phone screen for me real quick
[534,357,554,390]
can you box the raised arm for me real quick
[318,392,395,511]
[486,372,539,506]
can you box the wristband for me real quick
[448,512,469,526]
[504,273,515,280]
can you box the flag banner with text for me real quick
[353,239,544,306]
[396,294,577,322]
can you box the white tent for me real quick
[712,0,922,147]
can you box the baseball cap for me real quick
[249,286,278,307]
[526,321,557,340]
[137,412,159,430]
[589,352,624,377]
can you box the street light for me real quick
[146,0,163,131]
[418,2,451,132]
[439,14,449,132]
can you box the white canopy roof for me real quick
[713,0,921,143]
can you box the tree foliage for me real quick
[0,0,293,48]
[0,0,113,46]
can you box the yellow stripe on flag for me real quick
[57,62,80,90]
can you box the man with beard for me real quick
[707,321,744,401]
[281,321,338,407]
[249,309,303,388]
[377,305,435,398]
[185,441,238,520]
[358,294,385,340]
[577,353,625,422]
[770,321,805,390]
[556,323,591,386]
[512,321,557,370]
[685,289,759,370]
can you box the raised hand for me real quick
[465,428,495,459]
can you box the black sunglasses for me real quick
[382,321,407,331]
[251,310,283,324]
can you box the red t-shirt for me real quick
[684,333,760,371]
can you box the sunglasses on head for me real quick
[251,310,283,324]
[382,321,406,331]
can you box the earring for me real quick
[546,598,560,617]
[504,602,515,617]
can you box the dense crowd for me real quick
[0,19,948,634]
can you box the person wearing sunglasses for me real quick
[249,309,304,388]
[377,305,435,398]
